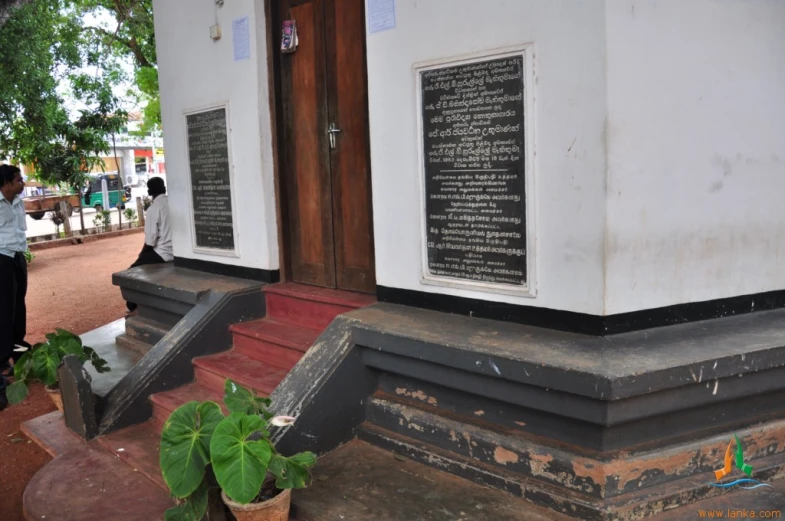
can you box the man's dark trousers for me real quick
[126,248,165,312]
[0,252,27,367]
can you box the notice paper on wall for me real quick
[233,16,250,61]
[368,0,395,34]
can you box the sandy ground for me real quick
[0,233,144,521]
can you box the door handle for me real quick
[328,123,341,149]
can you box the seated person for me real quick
[126,177,173,314]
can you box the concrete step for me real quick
[124,315,170,346]
[192,350,289,396]
[264,282,375,330]
[291,439,566,521]
[80,321,146,401]
[96,420,167,490]
[23,442,175,521]
[115,333,154,356]
[21,411,84,458]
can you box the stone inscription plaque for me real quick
[186,107,235,251]
[421,55,526,286]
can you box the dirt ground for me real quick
[0,233,144,521]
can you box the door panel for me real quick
[276,0,375,293]
[280,0,336,287]
[324,0,376,292]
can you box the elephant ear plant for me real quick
[160,378,317,521]
[7,328,110,404]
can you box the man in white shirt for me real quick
[125,176,173,314]
[0,165,29,409]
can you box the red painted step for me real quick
[230,318,321,370]
[193,350,289,396]
[231,318,321,351]
[264,282,376,330]
[149,382,223,427]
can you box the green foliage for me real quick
[23,250,34,264]
[123,207,137,223]
[160,401,224,498]
[92,209,111,231]
[75,0,159,132]
[210,413,273,504]
[7,328,111,405]
[159,379,317,518]
[163,481,208,521]
[268,452,318,490]
[0,0,128,190]
[223,378,272,418]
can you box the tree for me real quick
[75,0,159,133]
[0,0,127,189]
[0,0,32,26]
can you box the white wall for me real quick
[604,0,785,314]
[366,0,609,314]
[153,0,278,270]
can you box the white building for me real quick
[22,2,785,520]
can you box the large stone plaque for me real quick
[421,55,526,286]
[186,107,235,251]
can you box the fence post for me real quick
[136,196,145,227]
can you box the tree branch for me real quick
[82,25,152,68]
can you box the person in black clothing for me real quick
[0,165,32,409]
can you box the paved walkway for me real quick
[0,232,144,521]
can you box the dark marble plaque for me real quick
[186,107,235,251]
[421,55,526,286]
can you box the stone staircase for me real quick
[22,282,376,521]
[23,292,785,520]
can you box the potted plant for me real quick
[6,329,110,411]
[160,378,316,521]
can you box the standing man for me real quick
[125,176,173,314]
[0,164,29,409]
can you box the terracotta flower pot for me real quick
[221,488,291,521]
[45,385,63,412]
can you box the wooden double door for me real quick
[275,0,376,293]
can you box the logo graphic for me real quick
[711,434,771,490]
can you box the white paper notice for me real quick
[368,0,395,34]
[233,17,250,61]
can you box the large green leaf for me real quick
[163,481,209,521]
[83,345,111,373]
[6,381,29,405]
[160,401,224,498]
[223,379,271,417]
[268,452,317,490]
[210,413,272,504]
[56,337,86,360]
[54,329,82,346]
[13,351,33,381]
[31,346,59,386]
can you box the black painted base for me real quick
[174,256,280,284]
[377,285,785,336]
[270,303,785,520]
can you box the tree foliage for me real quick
[75,0,159,133]
[0,0,128,188]
[0,0,32,26]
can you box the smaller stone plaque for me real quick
[186,107,236,251]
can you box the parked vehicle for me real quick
[83,173,128,212]
[23,191,82,220]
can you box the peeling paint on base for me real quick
[494,446,520,465]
